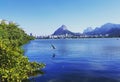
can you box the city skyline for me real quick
[0,0,120,35]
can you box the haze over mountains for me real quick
[52,23,120,37]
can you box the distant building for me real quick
[30,33,33,36]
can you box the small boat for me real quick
[51,44,56,49]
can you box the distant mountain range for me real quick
[52,23,120,37]
[84,23,120,37]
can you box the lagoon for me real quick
[23,38,120,82]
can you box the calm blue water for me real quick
[23,38,120,82]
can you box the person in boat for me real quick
[51,44,56,49]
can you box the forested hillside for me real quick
[0,20,45,82]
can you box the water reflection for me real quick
[46,76,118,82]
[22,70,44,82]
[52,53,56,58]
[23,38,120,82]
[24,74,119,82]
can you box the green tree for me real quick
[0,20,45,82]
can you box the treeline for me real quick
[0,20,45,82]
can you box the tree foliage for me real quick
[0,20,45,82]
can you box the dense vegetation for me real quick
[0,20,45,82]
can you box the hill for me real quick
[52,25,74,35]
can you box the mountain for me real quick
[52,23,120,37]
[52,25,74,35]
[106,28,120,37]
[83,27,93,34]
[84,23,120,36]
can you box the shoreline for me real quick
[35,37,120,40]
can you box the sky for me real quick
[0,0,120,35]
